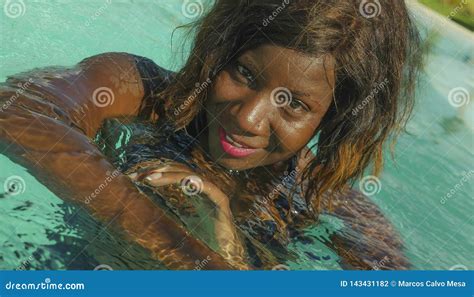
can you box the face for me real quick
[203,45,335,170]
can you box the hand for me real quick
[128,162,230,214]
[128,162,248,269]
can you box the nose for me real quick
[229,91,272,136]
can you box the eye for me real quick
[287,98,310,114]
[233,61,256,88]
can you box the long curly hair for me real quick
[143,0,422,232]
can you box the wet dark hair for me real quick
[152,0,421,228]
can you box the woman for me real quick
[0,0,421,269]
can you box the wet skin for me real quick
[0,51,410,269]
[203,45,335,170]
[141,45,336,264]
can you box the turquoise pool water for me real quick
[0,0,473,270]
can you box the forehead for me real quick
[240,44,335,89]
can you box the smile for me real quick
[218,127,258,158]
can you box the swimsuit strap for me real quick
[130,54,175,120]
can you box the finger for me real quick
[150,161,194,172]
[133,165,189,181]
[144,172,229,209]
[136,163,195,180]
[128,172,138,180]
[149,164,194,174]
[144,172,204,193]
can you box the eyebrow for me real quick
[290,89,323,108]
[241,52,326,108]
[290,90,311,98]
[240,55,262,77]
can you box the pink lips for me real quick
[219,127,258,158]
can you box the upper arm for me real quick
[1,52,145,137]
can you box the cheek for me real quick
[275,117,321,153]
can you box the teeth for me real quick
[225,134,243,148]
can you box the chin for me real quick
[213,155,270,171]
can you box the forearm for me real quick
[199,183,248,268]
[213,205,248,269]
[0,97,233,270]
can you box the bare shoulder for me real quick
[1,52,173,137]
